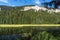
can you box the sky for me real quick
[0,0,51,6]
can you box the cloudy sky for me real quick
[0,0,51,6]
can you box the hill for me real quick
[0,5,60,24]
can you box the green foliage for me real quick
[0,26,60,40]
[0,6,60,24]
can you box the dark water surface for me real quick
[0,34,22,40]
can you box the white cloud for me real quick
[0,0,8,3]
[11,5,16,7]
[35,0,40,5]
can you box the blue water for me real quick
[0,34,22,40]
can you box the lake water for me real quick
[0,34,22,40]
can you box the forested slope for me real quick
[0,5,60,24]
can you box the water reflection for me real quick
[0,34,22,40]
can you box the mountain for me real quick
[0,5,60,24]
[22,5,47,12]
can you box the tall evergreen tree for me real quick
[42,0,60,8]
